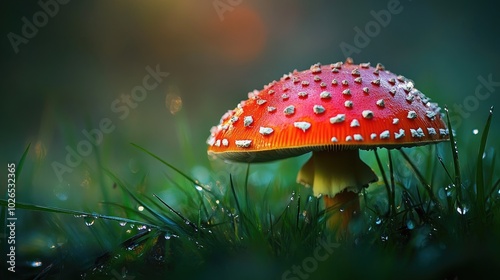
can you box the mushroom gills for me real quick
[296,149,378,196]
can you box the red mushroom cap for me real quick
[207,60,449,162]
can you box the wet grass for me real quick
[2,108,500,280]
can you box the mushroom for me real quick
[207,59,449,236]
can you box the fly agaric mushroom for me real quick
[207,59,449,235]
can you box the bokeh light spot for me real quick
[165,90,183,115]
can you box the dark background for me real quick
[1,0,500,276]
[2,0,499,163]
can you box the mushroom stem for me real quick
[296,150,377,233]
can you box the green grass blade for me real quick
[14,142,31,179]
[444,106,463,206]
[374,149,391,215]
[476,106,494,220]
[387,149,396,216]
[152,193,198,231]
[131,143,211,219]
[487,178,500,202]
[399,149,440,209]
[0,199,158,228]
[99,202,163,225]
[103,168,178,228]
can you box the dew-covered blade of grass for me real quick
[444,106,463,206]
[0,199,158,229]
[476,106,494,221]
[103,168,179,229]
[130,143,211,218]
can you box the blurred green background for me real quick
[1,0,500,277]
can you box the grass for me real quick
[2,108,500,280]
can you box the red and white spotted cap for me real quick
[207,59,449,162]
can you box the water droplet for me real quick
[127,244,139,251]
[53,182,70,201]
[215,199,220,204]
[137,225,147,231]
[137,205,144,211]
[84,216,95,227]
[163,233,172,241]
[438,188,446,200]
[195,185,203,191]
[375,217,382,225]
[381,235,389,242]
[457,205,469,215]
[28,260,43,267]
[472,129,479,135]
[339,208,345,212]
[119,222,127,227]
[445,184,455,197]
[406,219,415,230]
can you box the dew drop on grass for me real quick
[381,235,389,242]
[375,217,382,225]
[406,219,415,230]
[438,188,446,200]
[84,216,95,227]
[472,129,479,135]
[119,222,127,227]
[127,244,139,251]
[457,205,469,215]
[195,185,203,191]
[165,232,172,240]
